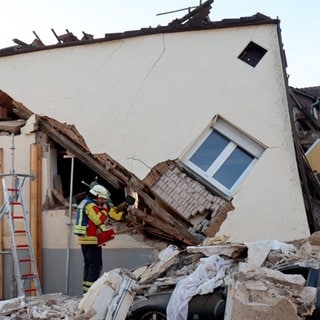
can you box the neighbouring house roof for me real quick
[0,0,278,58]
[298,86,320,98]
[288,86,320,232]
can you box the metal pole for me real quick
[10,133,15,175]
[64,156,74,295]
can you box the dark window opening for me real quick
[55,144,124,206]
[238,41,267,67]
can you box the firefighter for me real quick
[74,184,111,293]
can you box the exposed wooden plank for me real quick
[53,175,63,195]
[38,118,125,190]
[0,107,8,120]
[168,0,213,26]
[130,208,197,246]
[52,189,69,207]
[93,153,130,183]
[0,91,14,110]
[11,100,33,119]
[41,116,89,151]
[30,143,42,284]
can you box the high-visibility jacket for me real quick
[74,196,109,245]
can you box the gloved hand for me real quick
[99,223,108,232]
[108,207,125,221]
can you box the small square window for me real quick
[238,41,267,67]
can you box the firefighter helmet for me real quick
[89,184,110,200]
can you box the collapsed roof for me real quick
[288,86,320,232]
[0,89,234,248]
[0,0,276,58]
[1,82,320,249]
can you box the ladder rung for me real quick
[8,188,19,192]
[12,215,24,219]
[25,288,37,293]
[17,244,29,249]
[14,230,26,234]
[21,273,37,279]
[10,202,21,205]
[19,258,32,263]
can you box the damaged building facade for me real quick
[0,1,318,297]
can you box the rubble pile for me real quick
[232,264,316,319]
[0,293,82,319]
[2,233,320,319]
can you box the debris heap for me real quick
[2,232,320,319]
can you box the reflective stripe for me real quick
[74,199,90,236]
[99,224,108,231]
[77,236,98,245]
[74,225,86,236]
[83,280,93,292]
[86,203,107,225]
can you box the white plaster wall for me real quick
[0,23,309,242]
[0,133,36,210]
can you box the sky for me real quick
[0,0,318,88]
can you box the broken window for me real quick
[182,117,265,197]
[238,41,267,67]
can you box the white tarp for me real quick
[166,254,232,320]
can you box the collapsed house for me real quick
[0,0,319,299]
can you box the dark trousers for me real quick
[81,244,102,293]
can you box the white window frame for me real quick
[181,117,265,197]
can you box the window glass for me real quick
[182,117,265,197]
[212,146,254,189]
[190,131,228,171]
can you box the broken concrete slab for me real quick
[245,239,296,267]
[187,243,247,259]
[227,262,317,319]
[230,281,305,320]
[0,296,25,316]
[79,268,135,320]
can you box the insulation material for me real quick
[306,139,320,172]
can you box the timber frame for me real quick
[3,92,233,248]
